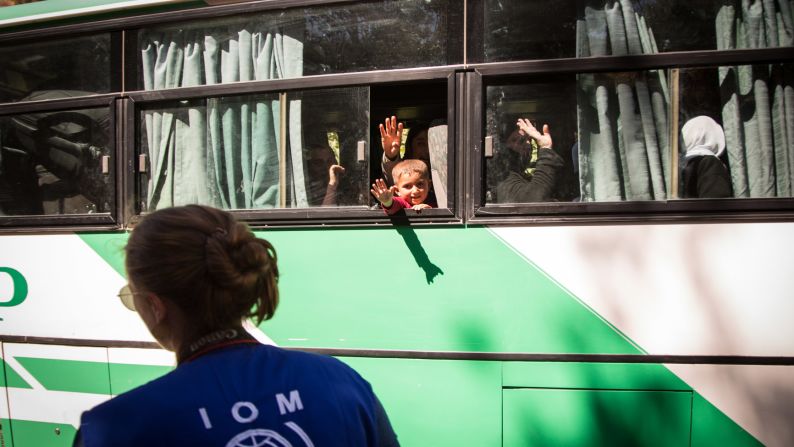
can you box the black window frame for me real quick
[0,0,793,231]
[0,93,122,230]
[0,0,467,230]
[125,66,464,227]
[466,47,794,225]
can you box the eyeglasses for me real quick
[117,285,140,312]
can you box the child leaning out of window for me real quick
[370,159,432,215]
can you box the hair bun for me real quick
[204,223,275,291]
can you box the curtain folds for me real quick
[576,0,670,202]
[717,0,794,198]
[140,23,303,210]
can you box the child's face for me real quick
[394,171,430,206]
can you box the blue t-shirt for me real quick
[76,343,398,447]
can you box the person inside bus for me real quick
[305,143,345,206]
[681,115,732,199]
[378,116,438,207]
[371,159,432,215]
[495,118,564,203]
[72,205,399,447]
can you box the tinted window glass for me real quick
[485,63,794,205]
[680,64,794,199]
[486,70,671,204]
[138,0,462,90]
[0,35,111,103]
[0,107,113,215]
[475,0,788,62]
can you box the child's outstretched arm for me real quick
[370,178,394,208]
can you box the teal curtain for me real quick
[575,0,670,202]
[717,0,794,198]
[140,22,304,210]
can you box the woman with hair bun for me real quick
[73,205,399,447]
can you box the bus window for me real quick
[0,105,112,216]
[137,86,370,211]
[679,64,794,199]
[137,0,461,90]
[474,0,748,63]
[0,34,111,104]
[485,78,579,204]
[289,87,370,208]
[371,82,449,208]
[485,63,794,205]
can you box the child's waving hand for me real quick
[370,178,394,207]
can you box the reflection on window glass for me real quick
[487,63,794,205]
[139,87,370,211]
[485,81,578,204]
[292,88,370,208]
[0,36,110,103]
[487,69,671,204]
[138,0,461,90]
[680,64,794,199]
[0,107,112,216]
[478,0,793,62]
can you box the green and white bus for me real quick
[1,0,793,445]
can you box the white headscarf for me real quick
[682,116,726,159]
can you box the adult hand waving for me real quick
[379,116,404,160]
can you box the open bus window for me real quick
[0,105,112,216]
[138,86,370,212]
[0,34,110,104]
[137,0,462,90]
[485,63,794,205]
[371,82,449,209]
[473,0,760,63]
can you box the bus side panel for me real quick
[340,357,502,447]
[2,344,111,447]
[1,343,15,447]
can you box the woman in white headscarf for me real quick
[681,116,732,198]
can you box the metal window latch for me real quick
[138,154,148,173]
[357,140,367,163]
[101,155,111,174]
[484,136,494,158]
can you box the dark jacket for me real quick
[683,155,732,199]
[496,148,564,203]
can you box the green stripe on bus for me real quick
[7,419,74,447]
[108,362,173,395]
[503,388,693,446]
[260,226,642,354]
[14,358,109,395]
[0,418,14,447]
[502,362,690,391]
[339,356,502,447]
[1,359,31,389]
[691,393,763,447]
[78,232,128,278]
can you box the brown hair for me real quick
[391,159,429,184]
[125,205,279,332]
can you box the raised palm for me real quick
[379,116,404,160]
